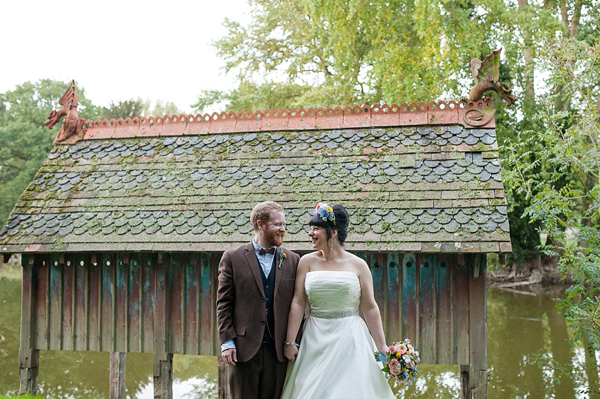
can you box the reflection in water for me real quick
[0,277,596,398]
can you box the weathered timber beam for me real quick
[109,352,126,399]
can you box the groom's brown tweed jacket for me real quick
[217,242,301,363]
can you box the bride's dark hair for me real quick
[308,204,349,245]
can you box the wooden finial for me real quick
[44,80,83,143]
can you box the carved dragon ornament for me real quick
[44,80,85,143]
[463,48,516,127]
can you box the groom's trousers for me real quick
[229,343,288,399]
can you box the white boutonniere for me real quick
[278,249,286,269]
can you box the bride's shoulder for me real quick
[298,251,321,266]
[345,251,368,266]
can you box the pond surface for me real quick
[0,276,597,398]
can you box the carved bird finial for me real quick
[468,49,516,106]
[44,80,81,142]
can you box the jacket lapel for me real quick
[274,248,282,299]
[244,242,265,297]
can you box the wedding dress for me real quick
[281,270,395,399]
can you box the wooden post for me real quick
[460,254,488,399]
[153,352,173,399]
[109,352,126,399]
[217,356,231,399]
[154,257,173,399]
[19,255,39,395]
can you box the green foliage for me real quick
[0,395,45,399]
[0,80,101,226]
[195,0,530,112]
[102,98,146,119]
[102,98,181,119]
[505,34,600,360]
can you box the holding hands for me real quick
[284,341,299,361]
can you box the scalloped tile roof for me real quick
[0,123,511,253]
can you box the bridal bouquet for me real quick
[376,339,420,385]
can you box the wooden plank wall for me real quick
[21,252,485,364]
[22,253,218,356]
[368,253,485,365]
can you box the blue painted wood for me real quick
[169,254,184,354]
[371,254,385,314]
[74,253,88,351]
[386,253,400,342]
[185,254,199,354]
[127,254,141,352]
[49,254,62,350]
[200,253,212,355]
[115,255,128,352]
[419,254,435,362]
[141,253,155,352]
[435,254,453,363]
[402,253,417,345]
[101,254,116,352]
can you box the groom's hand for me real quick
[284,345,299,362]
[223,348,237,366]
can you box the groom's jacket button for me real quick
[261,320,266,325]
[261,297,265,302]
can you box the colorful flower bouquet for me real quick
[376,339,420,385]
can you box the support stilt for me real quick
[217,355,231,399]
[109,352,126,399]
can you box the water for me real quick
[0,277,597,398]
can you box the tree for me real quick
[102,98,146,119]
[0,80,101,225]
[505,34,600,396]
[102,98,181,119]
[195,0,527,112]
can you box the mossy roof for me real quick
[0,104,511,253]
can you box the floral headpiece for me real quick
[315,203,336,225]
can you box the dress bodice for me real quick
[305,271,361,316]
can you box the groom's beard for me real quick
[265,229,284,248]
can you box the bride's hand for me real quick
[284,344,299,361]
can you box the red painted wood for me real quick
[468,254,488,396]
[20,256,35,351]
[142,255,155,352]
[74,254,88,351]
[115,255,128,352]
[88,255,101,351]
[101,254,116,352]
[48,254,62,350]
[170,254,184,354]
[154,256,170,356]
[34,256,49,349]
[61,255,75,350]
[454,254,470,365]
[128,254,142,353]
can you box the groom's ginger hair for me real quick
[251,201,284,231]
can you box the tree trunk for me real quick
[518,0,535,113]
[583,328,600,398]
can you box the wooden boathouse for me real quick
[0,54,513,399]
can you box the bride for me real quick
[281,203,395,399]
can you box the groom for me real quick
[216,201,301,399]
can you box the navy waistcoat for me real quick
[259,256,276,349]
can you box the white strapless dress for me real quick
[281,271,395,399]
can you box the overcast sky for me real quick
[1,0,251,114]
